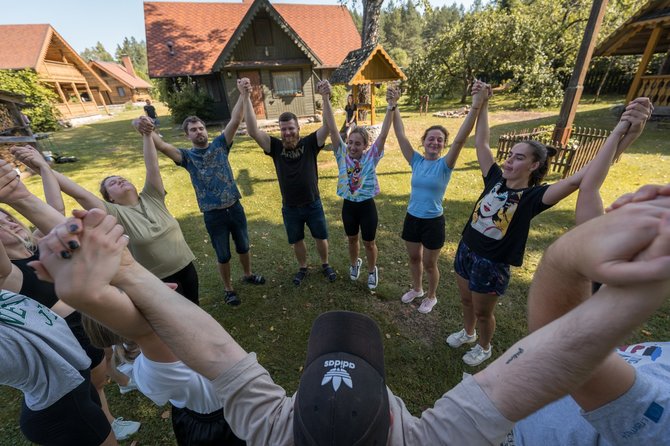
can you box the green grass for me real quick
[1,97,669,444]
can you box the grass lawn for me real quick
[1,95,668,444]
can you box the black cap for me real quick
[294,311,390,445]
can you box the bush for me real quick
[156,77,214,125]
[0,69,60,132]
[329,84,348,109]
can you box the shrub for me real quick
[156,77,214,125]
[0,69,60,132]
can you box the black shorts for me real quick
[401,213,445,250]
[171,405,246,446]
[342,198,378,241]
[161,262,200,306]
[20,369,111,445]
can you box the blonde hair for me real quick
[0,207,36,252]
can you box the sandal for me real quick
[224,290,241,306]
[242,274,266,285]
[322,264,337,282]
[293,267,308,286]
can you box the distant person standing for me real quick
[144,99,160,135]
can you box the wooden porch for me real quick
[633,75,670,106]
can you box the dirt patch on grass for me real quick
[493,110,556,123]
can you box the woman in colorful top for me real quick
[392,84,488,314]
[319,82,396,289]
[446,81,600,367]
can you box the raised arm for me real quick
[243,85,271,153]
[473,84,495,176]
[318,80,341,150]
[391,86,415,164]
[135,117,183,164]
[10,145,65,215]
[574,97,652,224]
[222,78,249,144]
[475,195,670,421]
[139,118,165,194]
[374,85,398,152]
[315,80,331,147]
[444,83,486,169]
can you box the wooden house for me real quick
[0,24,110,120]
[330,44,406,125]
[89,56,153,104]
[144,0,360,121]
[594,0,670,106]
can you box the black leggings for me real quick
[162,262,200,305]
[342,198,378,241]
[20,369,111,446]
[171,405,246,446]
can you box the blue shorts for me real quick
[454,240,510,296]
[203,201,250,264]
[282,198,328,244]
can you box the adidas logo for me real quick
[321,367,353,392]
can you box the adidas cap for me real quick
[294,311,390,445]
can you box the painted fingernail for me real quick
[67,240,79,250]
[68,224,78,233]
[60,250,71,259]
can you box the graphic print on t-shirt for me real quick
[470,183,523,240]
[347,159,362,194]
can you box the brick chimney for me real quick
[121,55,136,77]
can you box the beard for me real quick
[282,135,298,150]
[194,135,208,146]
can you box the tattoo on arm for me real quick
[505,347,524,364]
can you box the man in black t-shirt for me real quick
[244,80,336,286]
[144,99,160,134]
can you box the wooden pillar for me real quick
[553,0,609,145]
[370,83,376,125]
[352,84,359,122]
[71,82,85,112]
[626,25,662,104]
[97,90,110,115]
[55,82,72,115]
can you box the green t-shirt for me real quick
[103,182,195,278]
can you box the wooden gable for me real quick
[330,45,406,86]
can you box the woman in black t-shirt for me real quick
[340,94,357,140]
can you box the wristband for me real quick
[387,105,397,111]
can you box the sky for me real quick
[2,0,476,54]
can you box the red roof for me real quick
[144,1,360,78]
[0,24,52,70]
[90,61,153,89]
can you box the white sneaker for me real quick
[463,344,492,366]
[367,266,378,289]
[401,288,424,304]
[446,329,478,348]
[417,297,437,314]
[349,258,362,280]
[118,377,138,394]
[111,417,141,441]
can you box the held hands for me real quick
[0,159,31,204]
[316,80,331,98]
[471,80,491,108]
[386,84,400,106]
[616,97,653,135]
[10,145,49,173]
[30,209,130,302]
[237,78,252,95]
[133,116,155,135]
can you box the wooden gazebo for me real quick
[329,44,406,125]
[594,0,670,106]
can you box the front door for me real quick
[239,70,266,119]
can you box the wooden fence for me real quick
[497,126,611,178]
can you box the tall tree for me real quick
[80,42,114,62]
[361,0,385,46]
[115,37,149,80]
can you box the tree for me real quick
[0,69,60,132]
[381,1,424,61]
[80,42,114,62]
[361,0,385,46]
[115,37,149,81]
[422,4,463,43]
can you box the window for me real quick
[253,19,272,46]
[272,71,302,97]
[117,87,126,97]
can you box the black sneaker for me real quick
[224,290,241,306]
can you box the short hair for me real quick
[421,125,449,145]
[348,126,369,147]
[99,176,118,202]
[181,116,206,134]
[278,112,298,125]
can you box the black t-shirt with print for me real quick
[267,131,323,207]
[461,164,552,266]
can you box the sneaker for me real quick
[417,297,437,314]
[111,417,140,441]
[401,288,424,304]
[293,267,308,286]
[322,264,337,282]
[367,266,378,290]
[118,377,138,394]
[446,329,478,348]
[224,290,241,306]
[349,258,362,280]
[463,344,492,366]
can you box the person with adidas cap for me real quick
[34,184,670,445]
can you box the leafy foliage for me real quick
[80,42,114,62]
[156,77,215,125]
[0,69,60,132]
[115,37,149,81]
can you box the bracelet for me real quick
[387,105,397,111]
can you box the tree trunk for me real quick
[361,0,384,47]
